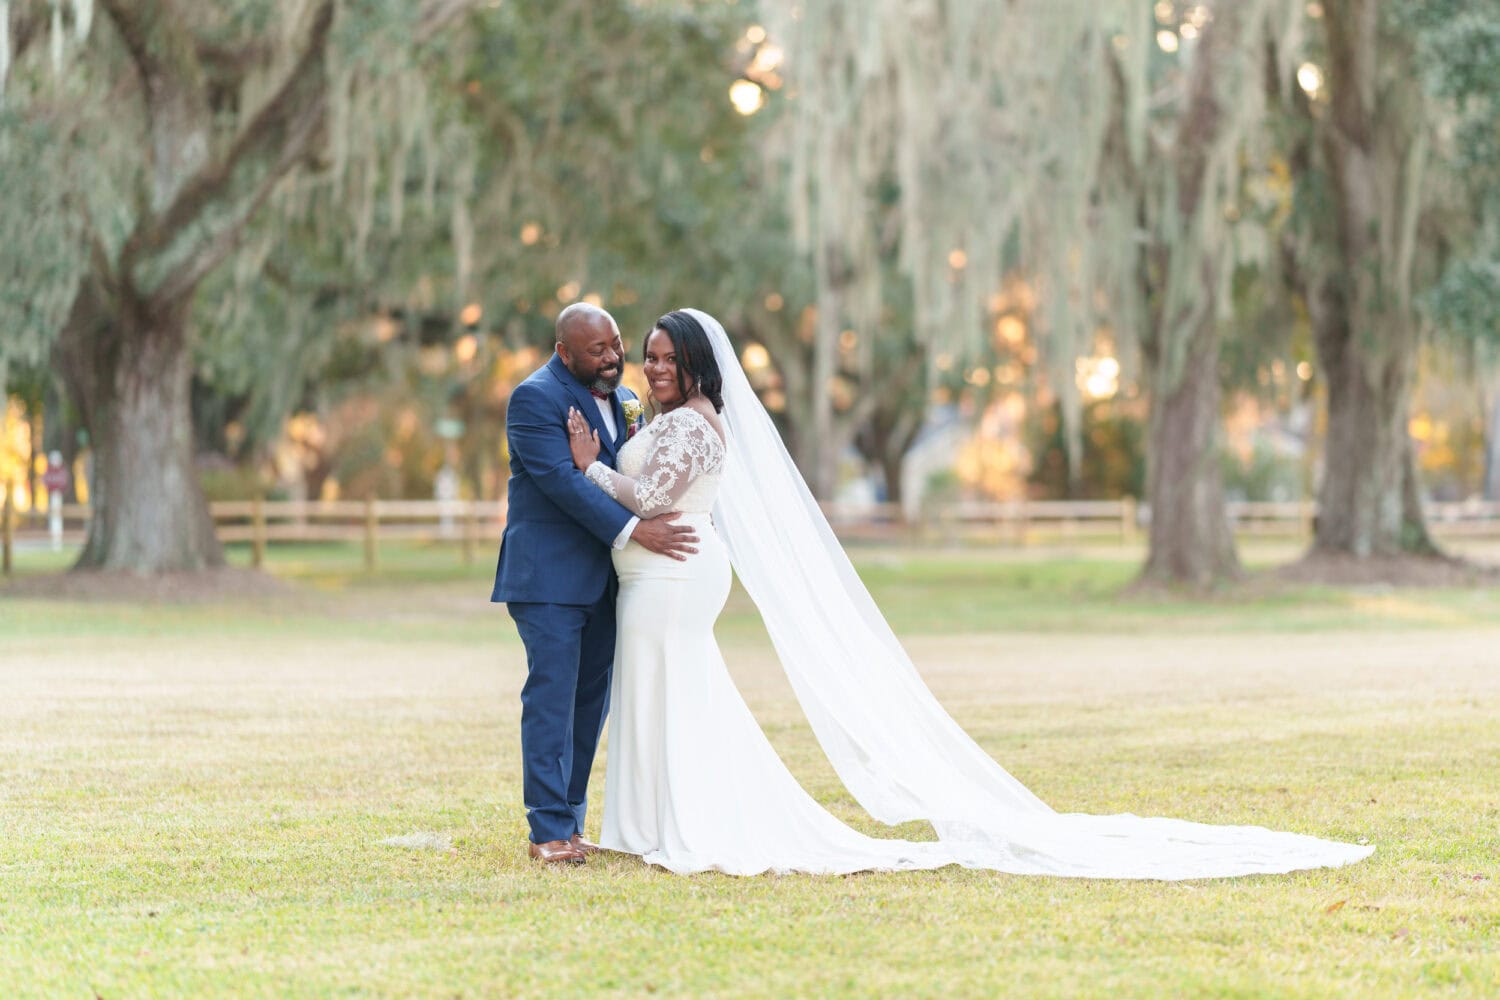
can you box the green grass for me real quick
[9,540,1500,640]
[3,547,1498,997]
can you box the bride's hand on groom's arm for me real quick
[631,513,699,561]
[566,407,601,470]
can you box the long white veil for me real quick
[688,307,1372,878]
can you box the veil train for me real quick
[688,307,1372,879]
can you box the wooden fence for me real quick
[2,498,506,571]
[7,496,1500,572]
[830,497,1500,544]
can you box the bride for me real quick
[562,308,1374,878]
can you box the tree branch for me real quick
[122,0,337,310]
[7,0,49,63]
[415,0,476,46]
[98,0,212,212]
[195,38,275,95]
[1172,3,1241,216]
[118,0,476,312]
[1321,0,1376,150]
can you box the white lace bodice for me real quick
[585,405,725,516]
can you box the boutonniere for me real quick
[621,398,644,437]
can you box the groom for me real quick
[492,303,698,864]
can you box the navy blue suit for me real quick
[492,354,639,844]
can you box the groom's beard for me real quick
[564,356,622,394]
[589,369,623,395]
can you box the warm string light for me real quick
[1297,63,1325,99]
[729,79,765,115]
[1076,356,1121,400]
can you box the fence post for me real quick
[2,481,13,577]
[251,494,266,569]
[1120,496,1137,544]
[461,501,477,566]
[364,496,379,572]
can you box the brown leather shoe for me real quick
[528,839,586,864]
[570,834,602,856]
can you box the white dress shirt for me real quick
[596,394,639,549]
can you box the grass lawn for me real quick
[2,543,1498,997]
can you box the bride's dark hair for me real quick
[650,310,725,413]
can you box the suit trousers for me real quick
[507,583,617,844]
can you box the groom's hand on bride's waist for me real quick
[631,513,699,561]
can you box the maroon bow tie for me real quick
[589,389,610,400]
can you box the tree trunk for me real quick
[1313,315,1432,554]
[856,376,926,510]
[1306,0,1434,557]
[1134,2,1246,586]
[1485,378,1500,501]
[1400,435,1434,551]
[879,451,904,507]
[747,314,872,501]
[55,281,222,571]
[83,323,223,571]
[808,274,843,499]
[778,350,814,488]
[857,414,908,506]
[1141,303,1240,584]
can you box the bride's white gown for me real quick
[589,406,950,874]
[582,400,1373,878]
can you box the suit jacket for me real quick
[491,353,639,605]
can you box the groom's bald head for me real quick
[555,302,618,348]
[555,302,624,393]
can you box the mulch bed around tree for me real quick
[1104,549,1499,598]
[1,567,292,603]
[1271,551,1500,588]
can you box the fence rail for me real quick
[7,496,1500,571]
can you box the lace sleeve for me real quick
[583,408,724,518]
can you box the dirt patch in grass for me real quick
[1272,551,1500,588]
[1123,551,1500,599]
[0,566,291,603]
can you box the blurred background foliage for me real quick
[1,0,1497,577]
